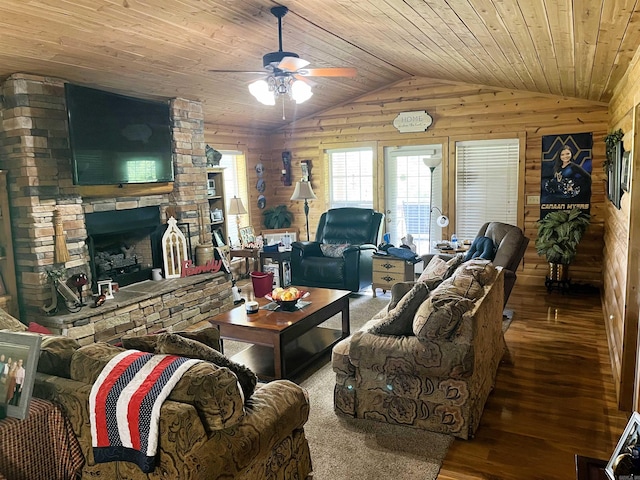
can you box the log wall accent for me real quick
[258,77,609,287]
[604,45,640,410]
[202,128,271,238]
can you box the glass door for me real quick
[384,144,444,257]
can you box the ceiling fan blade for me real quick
[293,74,317,87]
[278,56,310,72]
[297,67,357,77]
[208,69,266,74]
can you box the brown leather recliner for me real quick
[422,221,529,306]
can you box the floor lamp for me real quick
[290,180,317,240]
[227,196,247,247]
[422,157,447,242]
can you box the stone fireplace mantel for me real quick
[36,272,232,345]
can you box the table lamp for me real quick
[290,180,317,240]
[227,196,247,247]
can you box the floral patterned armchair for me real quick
[332,262,505,439]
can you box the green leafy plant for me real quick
[604,129,624,170]
[45,266,66,283]
[262,204,293,229]
[535,208,590,265]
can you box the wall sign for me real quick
[393,110,433,133]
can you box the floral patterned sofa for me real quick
[32,327,313,479]
[332,258,505,439]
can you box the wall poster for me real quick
[540,132,593,219]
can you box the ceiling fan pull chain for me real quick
[282,96,286,120]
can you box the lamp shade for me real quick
[290,181,317,201]
[422,156,442,169]
[436,215,450,227]
[291,79,313,104]
[248,79,275,105]
[228,196,247,215]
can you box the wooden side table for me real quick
[0,398,84,480]
[229,248,260,279]
[372,255,416,297]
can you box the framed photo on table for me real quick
[0,331,42,419]
[239,226,255,246]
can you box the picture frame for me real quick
[607,140,623,210]
[301,160,311,182]
[0,331,42,419]
[207,179,217,197]
[211,208,224,222]
[621,150,631,193]
[606,411,640,479]
[213,228,226,248]
[239,226,255,246]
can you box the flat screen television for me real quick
[65,83,174,185]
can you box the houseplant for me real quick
[262,204,293,229]
[535,207,590,282]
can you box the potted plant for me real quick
[535,207,590,283]
[262,204,293,229]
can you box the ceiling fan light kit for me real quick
[249,75,312,105]
[212,5,355,108]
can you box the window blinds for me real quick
[328,148,374,208]
[455,139,519,240]
[220,150,247,245]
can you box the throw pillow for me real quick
[155,332,258,401]
[369,282,429,336]
[0,308,27,332]
[37,335,81,378]
[387,281,415,310]
[121,326,222,353]
[458,259,498,287]
[320,243,350,258]
[417,255,463,289]
[413,295,475,341]
[27,322,52,334]
[438,269,484,302]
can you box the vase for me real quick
[196,243,215,266]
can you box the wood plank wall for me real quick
[202,127,271,237]
[603,46,640,410]
[254,77,609,288]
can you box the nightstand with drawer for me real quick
[372,255,416,297]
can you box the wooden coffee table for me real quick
[209,287,350,380]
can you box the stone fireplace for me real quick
[0,73,233,337]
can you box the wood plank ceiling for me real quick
[1,0,638,131]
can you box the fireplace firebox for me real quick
[86,207,164,292]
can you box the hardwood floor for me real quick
[437,282,630,480]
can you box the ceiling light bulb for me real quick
[248,79,275,105]
[291,79,313,104]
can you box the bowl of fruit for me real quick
[268,287,307,311]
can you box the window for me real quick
[455,139,519,240]
[220,150,248,245]
[384,145,443,254]
[328,147,374,208]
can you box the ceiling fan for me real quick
[209,6,357,105]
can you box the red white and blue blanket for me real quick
[89,350,201,473]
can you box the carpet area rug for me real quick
[223,291,453,479]
[301,293,453,480]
